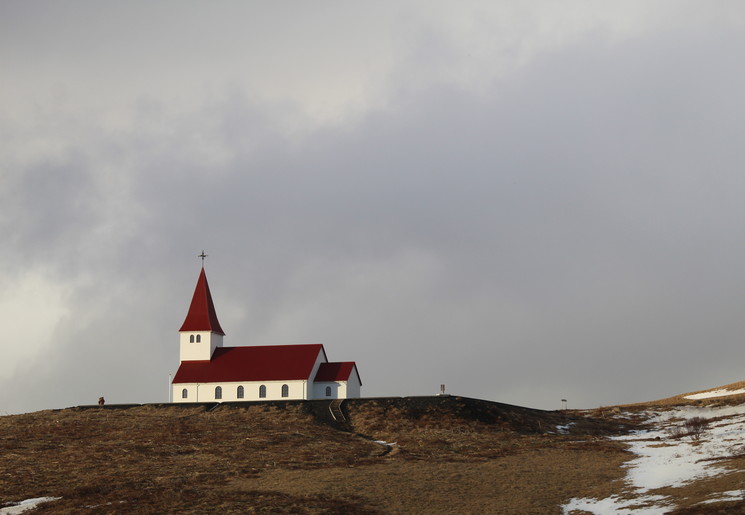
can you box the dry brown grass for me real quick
[2,395,742,513]
[248,445,631,514]
[1,403,380,513]
[618,379,745,409]
[0,398,631,513]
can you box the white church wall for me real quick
[345,373,361,398]
[313,381,345,399]
[172,380,309,402]
[308,349,328,384]
[174,377,361,402]
[179,331,223,361]
[174,384,198,402]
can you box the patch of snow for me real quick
[563,403,745,514]
[644,404,745,423]
[0,497,61,514]
[556,422,575,434]
[373,440,397,447]
[698,490,743,505]
[618,405,745,491]
[84,501,127,509]
[684,388,745,400]
[562,494,671,514]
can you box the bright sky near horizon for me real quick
[2,1,745,414]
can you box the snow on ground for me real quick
[699,490,744,504]
[373,440,397,446]
[0,497,61,514]
[562,494,671,514]
[555,423,575,435]
[684,388,745,400]
[562,403,745,514]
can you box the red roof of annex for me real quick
[315,361,360,383]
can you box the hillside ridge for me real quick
[617,379,745,408]
[65,395,624,437]
[5,391,745,513]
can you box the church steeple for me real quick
[179,268,225,335]
[179,267,225,361]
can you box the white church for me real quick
[172,267,362,403]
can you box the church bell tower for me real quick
[178,266,225,361]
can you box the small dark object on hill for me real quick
[98,397,105,406]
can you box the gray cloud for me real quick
[3,3,745,413]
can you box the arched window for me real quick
[215,386,222,400]
[259,385,267,398]
[281,384,289,398]
[325,386,332,397]
[182,388,188,399]
[189,335,195,343]
[237,385,244,399]
[196,334,201,343]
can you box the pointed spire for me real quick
[179,268,225,335]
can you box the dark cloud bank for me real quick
[3,13,745,414]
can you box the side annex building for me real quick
[172,268,362,403]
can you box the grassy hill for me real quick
[620,380,745,408]
[1,395,744,513]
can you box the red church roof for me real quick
[314,362,361,384]
[179,268,225,335]
[173,344,327,383]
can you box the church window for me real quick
[196,334,201,343]
[237,385,244,399]
[281,384,289,398]
[259,385,267,398]
[325,386,332,397]
[215,386,222,400]
[182,389,188,399]
[189,335,194,343]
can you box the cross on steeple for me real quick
[198,250,208,267]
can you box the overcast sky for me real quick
[2,1,745,414]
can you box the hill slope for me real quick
[3,395,745,513]
[631,380,745,407]
[1,396,629,514]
